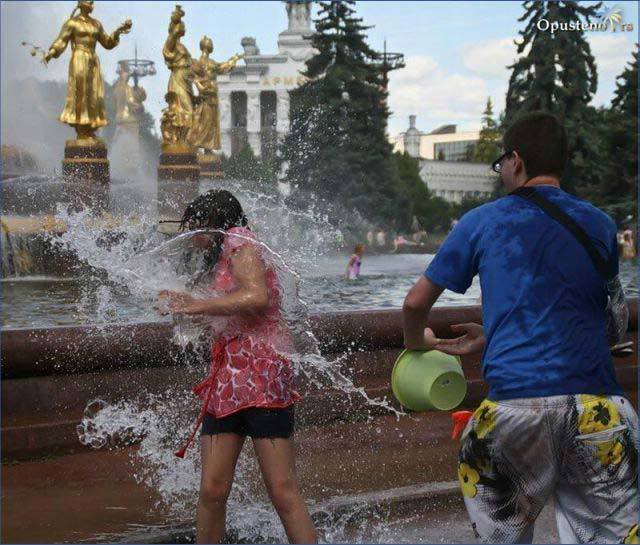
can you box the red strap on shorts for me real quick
[175,340,226,458]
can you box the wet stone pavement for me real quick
[2,412,560,544]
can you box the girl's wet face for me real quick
[191,231,214,249]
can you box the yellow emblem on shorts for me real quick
[458,462,480,498]
[473,399,498,439]
[577,395,621,435]
[623,524,639,544]
[596,439,624,467]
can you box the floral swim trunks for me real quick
[458,395,638,544]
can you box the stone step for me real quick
[1,412,462,543]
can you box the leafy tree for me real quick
[393,152,451,232]
[473,97,501,164]
[504,1,602,194]
[505,1,600,123]
[599,48,638,222]
[464,143,476,162]
[450,194,494,219]
[222,145,278,192]
[280,0,402,227]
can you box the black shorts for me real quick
[201,406,295,439]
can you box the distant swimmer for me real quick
[346,244,364,280]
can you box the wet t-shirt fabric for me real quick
[425,186,622,401]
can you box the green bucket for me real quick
[391,349,467,411]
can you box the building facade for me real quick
[419,160,496,203]
[391,115,496,203]
[217,1,314,158]
[390,115,481,161]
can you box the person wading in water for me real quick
[159,190,317,544]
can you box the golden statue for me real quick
[188,36,242,153]
[113,62,146,124]
[161,91,189,145]
[161,5,194,147]
[43,0,132,145]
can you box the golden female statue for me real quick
[113,62,146,124]
[43,1,132,144]
[162,5,194,144]
[188,36,242,152]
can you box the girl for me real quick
[159,190,317,544]
[345,244,364,280]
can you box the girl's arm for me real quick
[164,244,269,316]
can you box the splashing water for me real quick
[60,178,403,540]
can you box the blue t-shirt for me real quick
[425,186,622,400]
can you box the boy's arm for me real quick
[403,276,444,350]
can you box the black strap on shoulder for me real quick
[511,186,611,280]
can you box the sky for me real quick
[1,0,638,137]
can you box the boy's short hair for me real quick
[503,112,568,179]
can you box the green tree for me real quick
[137,108,161,159]
[450,194,494,220]
[280,0,402,226]
[393,152,450,232]
[505,1,600,123]
[464,143,476,162]
[222,145,278,192]
[599,48,638,222]
[504,1,602,194]
[473,97,501,164]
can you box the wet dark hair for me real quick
[180,189,248,232]
[503,111,568,179]
[179,189,248,285]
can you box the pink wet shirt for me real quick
[202,227,300,416]
[176,227,300,457]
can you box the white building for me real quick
[392,115,497,203]
[218,1,314,158]
[420,160,496,203]
[391,115,481,161]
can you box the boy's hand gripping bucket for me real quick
[391,349,467,411]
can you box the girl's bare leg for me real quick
[197,433,245,544]
[253,438,317,544]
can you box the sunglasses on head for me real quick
[491,150,515,174]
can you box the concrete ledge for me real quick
[3,302,636,379]
[2,303,637,461]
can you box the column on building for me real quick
[246,90,262,156]
[230,91,248,156]
[260,91,278,159]
[276,90,290,138]
[218,89,232,157]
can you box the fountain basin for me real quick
[1,303,636,543]
[2,303,637,461]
